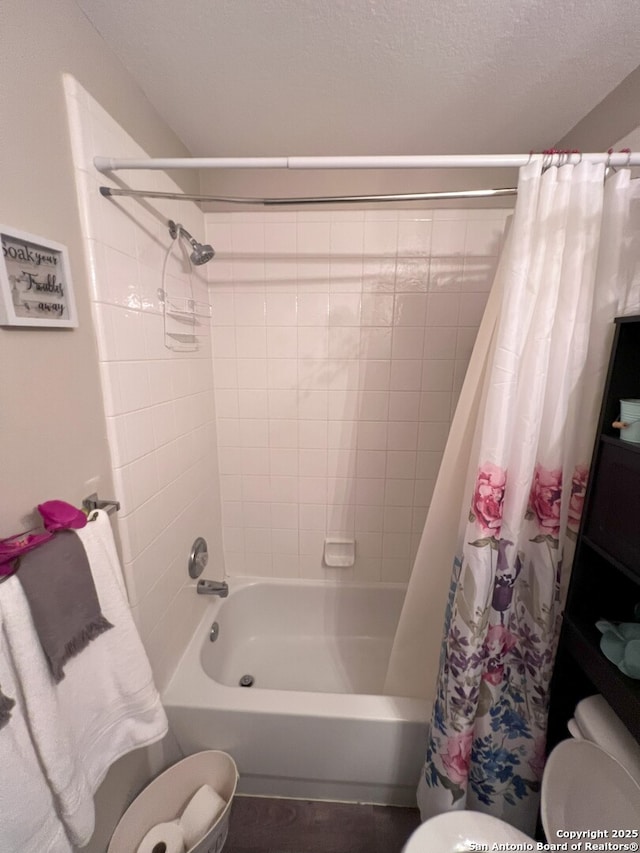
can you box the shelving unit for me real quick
[547,315,640,750]
[160,289,212,351]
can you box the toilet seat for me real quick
[403,738,640,852]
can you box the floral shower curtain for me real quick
[417,162,637,834]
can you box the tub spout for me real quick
[197,579,229,597]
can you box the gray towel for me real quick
[17,530,113,682]
[0,684,15,730]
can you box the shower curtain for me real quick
[385,162,640,834]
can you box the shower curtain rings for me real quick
[605,149,616,178]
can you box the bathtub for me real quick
[162,577,431,805]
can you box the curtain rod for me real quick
[98,186,518,205]
[94,152,640,173]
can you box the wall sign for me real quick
[0,225,78,328]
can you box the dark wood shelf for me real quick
[581,535,640,586]
[600,433,640,455]
[561,615,640,742]
[548,316,640,757]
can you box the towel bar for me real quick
[82,494,120,515]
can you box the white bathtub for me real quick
[162,578,431,805]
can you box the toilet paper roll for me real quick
[179,784,227,849]
[135,820,185,853]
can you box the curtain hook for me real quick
[622,148,632,169]
[605,148,616,178]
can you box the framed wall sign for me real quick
[0,225,78,328]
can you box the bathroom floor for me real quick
[225,796,421,853]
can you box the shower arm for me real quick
[167,219,215,264]
[169,220,197,246]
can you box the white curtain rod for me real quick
[94,152,640,173]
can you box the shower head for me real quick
[168,220,215,266]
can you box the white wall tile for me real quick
[329,293,361,326]
[270,502,299,529]
[205,209,506,582]
[266,293,297,325]
[357,421,387,450]
[330,221,364,255]
[398,219,432,256]
[327,504,355,533]
[355,503,384,532]
[431,220,467,255]
[464,218,506,256]
[267,325,298,357]
[364,220,398,256]
[298,327,328,359]
[299,503,327,530]
[390,360,422,391]
[422,359,455,391]
[237,358,268,389]
[394,293,427,326]
[236,326,266,357]
[361,293,394,326]
[265,222,297,255]
[297,222,331,254]
[360,327,392,359]
[211,292,235,325]
[458,292,489,326]
[395,258,429,292]
[391,326,425,359]
[234,292,266,325]
[67,82,224,667]
[426,293,460,326]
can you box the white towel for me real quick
[0,510,168,847]
[0,615,73,853]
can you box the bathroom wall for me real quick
[0,1,209,848]
[65,78,224,690]
[0,0,200,538]
[206,208,509,581]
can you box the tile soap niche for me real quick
[160,288,211,352]
[323,538,355,568]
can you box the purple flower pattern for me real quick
[423,459,588,829]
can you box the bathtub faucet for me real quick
[197,579,229,597]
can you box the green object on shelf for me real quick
[596,619,640,679]
[619,399,640,444]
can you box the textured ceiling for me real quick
[76,0,640,157]
[75,0,640,202]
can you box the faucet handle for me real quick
[188,537,209,578]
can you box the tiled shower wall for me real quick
[205,208,508,582]
[65,78,223,688]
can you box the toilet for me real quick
[403,695,640,852]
